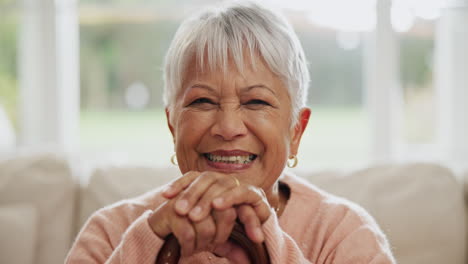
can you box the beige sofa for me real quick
[0,153,466,264]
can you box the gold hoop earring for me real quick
[287,154,298,168]
[170,154,178,166]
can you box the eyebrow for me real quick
[242,84,276,95]
[190,84,217,93]
[190,83,276,95]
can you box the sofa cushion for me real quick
[77,166,178,231]
[298,163,465,264]
[79,163,466,264]
[0,154,76,264]
[463,170,468,264]
[0,204,37,264]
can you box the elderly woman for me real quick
[67,1,395,263]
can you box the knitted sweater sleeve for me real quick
[261,202,396,264]
[65,208,164,264]
[261,213,314,263]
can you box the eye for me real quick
[246,99,271,106]
[188,97,215,106]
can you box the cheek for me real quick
[173,111,215,172]
[244,112,290,187]
[175,110,213,148]
[246,109,291,138]
[245,111,291,154]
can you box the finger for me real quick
[188,176,237,222]
[170,215,196,257]
[162,171,200,198]
[213,241,250,264]
[193,215,216,252]
[149,191,186,238]
[212,208,237,244]
[213,241,233,258]
[148,201,172,238]
[212,186,271,223]
[237,205,264,243]
[174,172,222,215]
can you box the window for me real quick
[392,0,444,159]
[78,1,373,169]
[0,0,19,149]
[3,0,450,169]
[79,1,178,166]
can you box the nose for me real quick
[210,107,247,141]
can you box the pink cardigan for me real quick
[66,173,396,263]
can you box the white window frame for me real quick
[18,0,79,151]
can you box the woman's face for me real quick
[167,55,310,191]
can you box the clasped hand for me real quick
[148,171,272,260]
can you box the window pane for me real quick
[295,26,369,168]
[0,0,19,149]
[79,1,370,169]
[79,2,177,165]
[399,19,437,145]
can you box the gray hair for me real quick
[163,0,309,124]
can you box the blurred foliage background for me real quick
[0,1,435,114]
[0,0,436,165]
[0,0,18,129]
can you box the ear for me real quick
[289,108,311,156]
[165,108,175,142]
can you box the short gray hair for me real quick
[163,0,309,123]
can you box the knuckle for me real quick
[238,186,253,198]
[179,190,196,202]
[182,171,199,183]
[185,171,199,178]
[178,172,192,182]
[214,177,225,186]
[211,172,228,184]
[200,172,216,181]
[180,191,193,201]
[181,228,195,241]
[215,175,230,186]
[171,172,193,188]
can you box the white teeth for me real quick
[206,154,256,164]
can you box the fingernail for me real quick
[213,198,223,207]
[176,199,188,213]
[190,206,202,216]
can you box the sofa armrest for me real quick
[0,153,76,264]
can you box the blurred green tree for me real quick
[0,3,18,129]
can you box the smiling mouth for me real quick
[203,153,257,164]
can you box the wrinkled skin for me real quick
[148,53,310,262]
